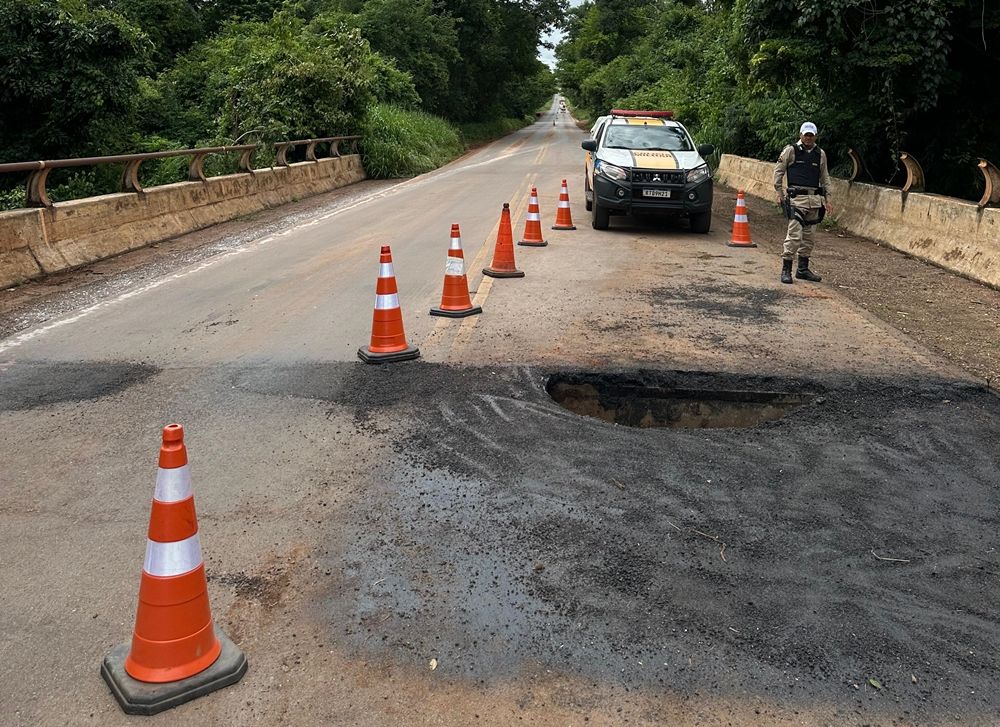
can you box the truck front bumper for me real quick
[594,175,713,216]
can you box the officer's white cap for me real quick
[800,122,818,135]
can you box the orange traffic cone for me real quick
[102,424,247,715]
[518,186,548,247]
[358,245,420,363]
[431,223,483,318]
[551,179,576,230]
[483,203,525,278]
[727,190,756,247]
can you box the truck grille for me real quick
[632,170,684,185]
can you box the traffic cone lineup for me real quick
[483,203,525,278]
[551,180,576,230]
[102,424,247,715]
[352,181,584,355]
[727,190,756,247]
[431,224,482,318]
[517,187,548,246]
[358,245,420,364]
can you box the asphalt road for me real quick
[1,100,998,726]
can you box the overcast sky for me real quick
[539,27,561,68]
[539,0,585,69]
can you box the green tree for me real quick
[358,0,458,115]
[145,13,375,145]
[0,0,149,161]
[101,0,203,70]
[558,0,1000,198]
[442,0,564,120]
[199,0,285,34]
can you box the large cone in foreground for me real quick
[102,424,247,715]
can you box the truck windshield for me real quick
[604,125,693,151]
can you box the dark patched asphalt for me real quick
[235,361,1000,721]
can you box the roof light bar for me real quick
[610,109,674,118]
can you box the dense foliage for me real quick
[0,0,560,194]
[557,0,999,199]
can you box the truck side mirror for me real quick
[581,140,598,152]
[697,144,715,158]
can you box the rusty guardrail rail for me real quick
[846,147,998,208]
[0,135,361,208]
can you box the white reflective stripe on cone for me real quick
[450,238,463,250]
[558,200,570,208]
[378,262,395,278]
[445,257,465,276]
[735,215,749,222]
[527,212,541,221]
[375,293,400,310]
[143,534,203,577]
[153,464,192,503]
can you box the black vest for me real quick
[786,144,822,188]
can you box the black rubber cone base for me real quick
[357,345,420,364]
[552,224,577,230]
[517,239,548,247]
[482,267,524,279]
[101,628,247,716]
[430,305,482,318]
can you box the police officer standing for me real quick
[773,122,832,284]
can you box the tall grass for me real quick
[455,116,533,148]
[360,104,464,178]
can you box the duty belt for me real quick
[788,186,820,196]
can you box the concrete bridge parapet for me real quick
[0,155,365,289]
[717,154,999,290]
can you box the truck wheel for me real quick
[592,199,610,230]
[690,210,711,234]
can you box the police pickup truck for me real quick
[582,109,714,231]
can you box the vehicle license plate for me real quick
[643,189,671,198]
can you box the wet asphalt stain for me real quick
[229,361,499,433]
[239,361,1000,721]
[646,281,788,324]
[0,362,159,411]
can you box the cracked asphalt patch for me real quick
[230,360,1000,724]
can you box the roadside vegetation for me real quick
[0,0,562,206]
[556,0,998,200]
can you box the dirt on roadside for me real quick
[713,185,1000,387]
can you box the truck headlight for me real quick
[686,164,710,184]
[596,160,630,182]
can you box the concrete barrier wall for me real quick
[717,154,1000,289]
[0,155,366,289]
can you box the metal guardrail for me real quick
[847,148,998,208]
[0,136,361,208]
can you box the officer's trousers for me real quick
[782,195,824,260]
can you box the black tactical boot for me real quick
[795,256,822,282]
[781,258,793,284]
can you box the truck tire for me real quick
[689,210,711,234]
[592,199,610,230]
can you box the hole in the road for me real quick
[546,373,815,429]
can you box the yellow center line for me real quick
[420,127,550,357]
[420,177,534,353]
